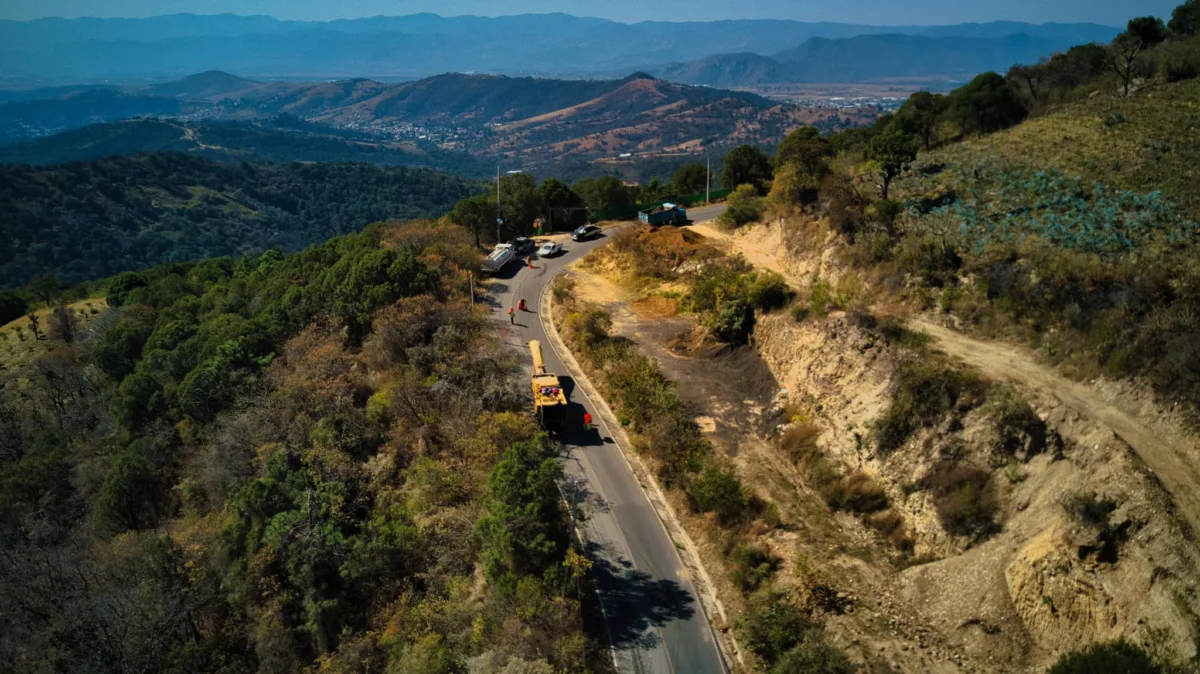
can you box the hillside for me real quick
[0,153,481,286]
[0,219,600,672]
[0,89,193,142]
[655,33,1094,86]
[0,72,872,170]
[0,13,1119,80]
[145,69,261,99]
[0,118,492,178]
[933,76,1200,220]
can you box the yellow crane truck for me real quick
[528,340,568,432]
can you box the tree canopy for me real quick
[721,145,773,193]
[0,153,482,288]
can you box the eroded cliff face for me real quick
[750,284,1200,671]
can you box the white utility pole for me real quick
[495,165,503,244]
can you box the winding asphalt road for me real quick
[486,205,727,674]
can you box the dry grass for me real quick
[0,298,110,371]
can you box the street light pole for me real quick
[706,155,711,204]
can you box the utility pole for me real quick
[706,155,711,204]
[496,165,503,244]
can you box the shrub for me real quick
[749,272,792,312]
[1060,491,1118,529]
[729,543,781,593]
[1048,639,1162,674]
[566,306,613,353]
[989,385,1050,459]
[921,463,999,539]
[1156,36,1200,82]
[822,471,890,515]
[771,631,856,674]
[739,590,815,666]
[780,421,821,465]
[809,277,836,316]
[874,359,984,454]
[718,184,767,229]
[690,464,750,525]
[705,297,755,344]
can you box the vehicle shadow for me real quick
[555,376,614,447]
[583,541,697,650]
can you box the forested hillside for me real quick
[0,221,596,672]
[0,118,492,178]
[0,153,482,287]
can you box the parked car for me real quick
[571,225,601,242]
[511,237,535,254]
[537,241,562,257]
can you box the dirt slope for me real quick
[692,219,1200,539]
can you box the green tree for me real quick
[27,273,62,306]
[477,438,564,584]
[574,176,636,213]
[721,145,772,193]
[92,449,159,536]
[451,193,497,248]
[1127,16,1171,46]
[499,172,542,238]
[776,127,831,176]
[1170,0,1199,36]
[106,271,148,308]
[865,126,918,199]
[536,178,586,230]
[672,163,709,196]
[896,90,948,149]
[947,72,1026,135]
[322,248,436,342]
[1048,639,1162,674]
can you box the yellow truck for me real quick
[529,340,568,432]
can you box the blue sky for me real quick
[0,0,1178,25]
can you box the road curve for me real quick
[487,205,728,674]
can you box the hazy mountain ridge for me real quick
[0,13,1119,80]
[655,32,1109,85]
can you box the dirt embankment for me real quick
[706,216,1200,669]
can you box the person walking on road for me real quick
[583,411,592,432]
[518,298,527,311]
[508,307,515,324]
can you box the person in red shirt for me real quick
[583,412,592,432]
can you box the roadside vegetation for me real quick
[0,220,601,672]
[551,276,857,671]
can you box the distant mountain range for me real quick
[0,71,878,171]
[0,13,1119,81]
[654,33,1089,86]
